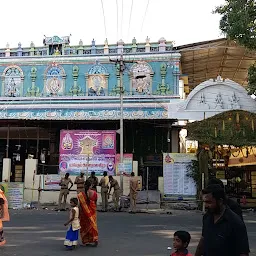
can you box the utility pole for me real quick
[110,52,133,194]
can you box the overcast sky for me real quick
[1,0,225,48]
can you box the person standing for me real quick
[129,172,138,214]
[207,178,243,220]
[64,198,80,250]
[109,176,121,211]
[74,172,85,194]
[77,180,98,247]
[58,173,73,211]
[195,184,250,256]
[87,171,99,191]
[99,171,109,212]
[0,186,10,246]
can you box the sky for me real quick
[0,0,225,48]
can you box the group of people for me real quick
[64,179,98,250]
[58,171,139,213]
[61,170,139,250]
[0,173,251,255]
[171,178,250,256]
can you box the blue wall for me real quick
[0,60,178,97]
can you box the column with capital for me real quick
[172,57,181,95]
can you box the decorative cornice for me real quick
[0,52,181,64]
[0,108,168,120]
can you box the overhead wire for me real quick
[140,0,150,33]
[116,0,119,41]
[127,0,134,42]
[121,0,124,39]
[100,0,108,39]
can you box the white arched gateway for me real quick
[168,76,256,121]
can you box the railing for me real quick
[0,44,175,58]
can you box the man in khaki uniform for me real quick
[87,171,99,191]
[74,172,85,194]
[109,175,121,211]
[129,172,138,213]
[99,171,109,212]
[58,173,73,210]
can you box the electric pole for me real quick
[110,52,133,194]
[119,54,124,193]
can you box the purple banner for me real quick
[59,130,116,176]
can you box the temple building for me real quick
[0,35,182,186]
[0,35,256,206]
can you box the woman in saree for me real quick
[0,186,10,246]
[77,180,98,247]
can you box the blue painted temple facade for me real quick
[0,36,182,183]
[0,36,180,121]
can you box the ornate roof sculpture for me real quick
[0,36,174,57]
[168,76,256,121]
[43,35,70,45]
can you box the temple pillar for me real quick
[24,159,38,203]
[2,158,11,182]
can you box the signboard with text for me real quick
[116,154,133,175]
[163,153,196,198]
[0,183,24,209]
[59,130,116,176]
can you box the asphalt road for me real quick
[1,209,256,256]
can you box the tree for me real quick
[248,64,256,95]
[215,0,256,50]
[215,0,256,94]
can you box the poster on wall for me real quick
[116,154,133,175]
[44,174,61,190]
[59,130,116,176]
[3,183,24,209]
[163,153,196,198]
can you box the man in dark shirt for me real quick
[195,185,249,256]
[208,178,243,220]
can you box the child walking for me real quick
[171,231,192,256]
[64,198,81,250]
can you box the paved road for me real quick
[1,209,256,256]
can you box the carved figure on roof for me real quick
[229,92,240,109]
[2,66,24,97]
[54,47,60,55]
[130,62,154,95]
[44,63,66,96]
[215,92,224,109]
[88,87,96,96]
[79,39,83,46]
[132,37,137,45]
[104,38,108,46]
[87,61,109,96]
[216,75,224,82]
[199,93,210,109]
[92,39,95,47]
